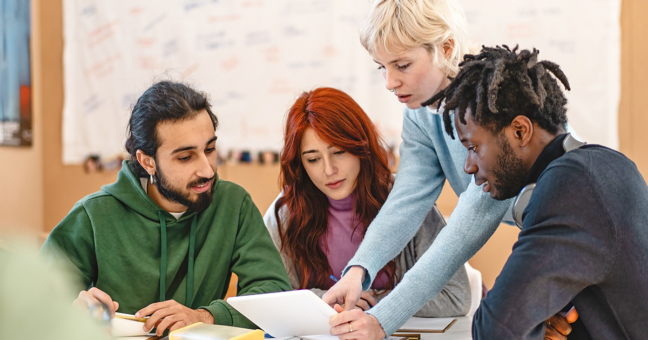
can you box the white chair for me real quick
[464,262,483,317]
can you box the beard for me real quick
[491,134,528,200]
[154,165,214,213]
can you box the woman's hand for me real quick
[322,266,365,310]
[330,304,386,340]
[354,291,377,311]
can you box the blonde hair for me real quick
[360,0,469,76]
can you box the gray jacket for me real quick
[264,193,471,317]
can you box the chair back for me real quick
[464,262,483,317]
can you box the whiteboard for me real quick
[62,0,620,164]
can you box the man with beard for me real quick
[40,81,291,336]
[426,46,648,339]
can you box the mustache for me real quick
[187,176,215,189]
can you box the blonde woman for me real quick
[323,1,579,339]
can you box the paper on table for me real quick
[111,313,153,337]
[396,317,457,333]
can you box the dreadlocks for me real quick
[422,45,570,139]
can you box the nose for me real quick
[463,154,478,175]
[197,153,216,179]
[384,68,401,92]
[323,157,337,177]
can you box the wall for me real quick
[0,0,646,287]
[619,0,648,178]
[0,1,44,241]
[38,0,119,235]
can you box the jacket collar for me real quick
[522,133,569,186]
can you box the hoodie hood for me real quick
[100,160,219,305]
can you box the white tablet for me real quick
[227,290,337,337]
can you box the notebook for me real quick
[301,336,411,340]
[395,317,457,333]
[169,322,264,340]
[111,312,153,337]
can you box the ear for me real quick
[136,150,156,176]
[442,39,455,59]
[509,115,533,147]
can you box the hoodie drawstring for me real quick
[158,211,197,307]
[158,211,168,302]
[186,215,197,307]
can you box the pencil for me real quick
[115,313,148,323]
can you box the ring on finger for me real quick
[349,322,353,333]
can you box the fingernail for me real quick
[135,312,140,317]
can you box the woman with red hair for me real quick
[263,87,470,315]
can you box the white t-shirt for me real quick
[140,178,186,220]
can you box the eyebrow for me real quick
[301,145,334,155]
[170,136,218,155]
[373,58,405,65]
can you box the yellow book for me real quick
[169,322,264,340]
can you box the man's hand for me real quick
[136,300,214,336]
[73,287,119,319]
[330,304,385,340]
[354,291,377,311]
[545,307,579,340]
[322,266,365,310]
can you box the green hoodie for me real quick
[40,161,291,328]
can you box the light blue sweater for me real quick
[345,105,576,335]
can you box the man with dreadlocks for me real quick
[428,45,648,339]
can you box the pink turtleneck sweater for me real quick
[309,193,388,290]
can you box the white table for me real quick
[115,317,472,340]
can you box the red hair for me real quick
[275,87,397,290]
